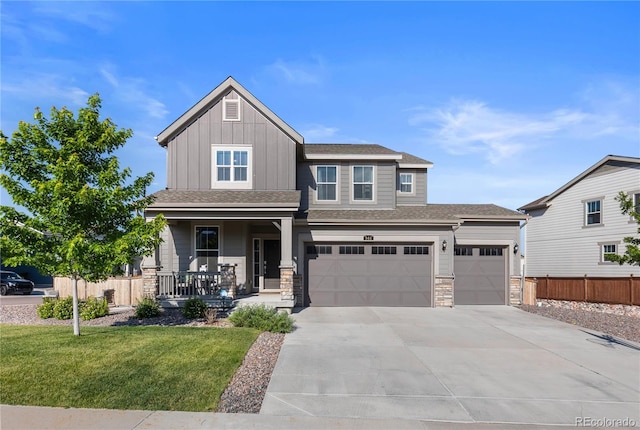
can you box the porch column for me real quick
[279,217,295,304]
[141,249,161,299]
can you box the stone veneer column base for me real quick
[509,276,523,305]
[279,266,295,310]
[141,265,161,299]
[435,277,454,307]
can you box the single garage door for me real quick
[305,243,432,307]
[454,246,507,305]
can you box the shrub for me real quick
[80,297,109,321]
[53,297,74,320]
[204,307,218,324]
[37,298,56,319]
[181,297,207,319]
[135,297,161,319]
[228,304,294,333]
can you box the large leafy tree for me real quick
[606,191,640,266]
[0,95,165,335]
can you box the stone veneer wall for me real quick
[510,277,522,305]
[435,277,454,307]
[279,266,294,302]
[141,265,161,298]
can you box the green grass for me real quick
[0,325,260,412]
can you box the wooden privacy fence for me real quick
[54,276,144,306]
[529,276,639,306]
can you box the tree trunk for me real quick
[72,275,80,336]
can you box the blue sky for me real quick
[2,1,639,212]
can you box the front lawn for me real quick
[0,325,260,411]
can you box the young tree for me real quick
[0,95,166,335]
[606,191,640,266]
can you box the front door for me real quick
[264,240,281,290]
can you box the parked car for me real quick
[0,271,34,295]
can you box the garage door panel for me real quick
[306,243,432,307]
[454,247,506,305]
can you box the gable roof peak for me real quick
[155,76,303,146]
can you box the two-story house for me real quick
[142,77,526,310]
[519,155,640,282]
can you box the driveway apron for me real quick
[261,306,640,426]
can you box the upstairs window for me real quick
[212,146,252,189]
[316,166,337,201]
[399,173,413,194]
[585,199,602,226]
[353,166,374,201]
[223,98,240,121]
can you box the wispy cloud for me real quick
[100,67,168,120]
[267,56,327,85]
[32,3,116,33]
[3,73,90,107]
[410,80,639,165]
[301,124,339,141]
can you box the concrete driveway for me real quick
[261,306,640,426]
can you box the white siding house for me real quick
[520,155,640,278]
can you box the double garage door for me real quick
[305,243,432,307]
[454,246,507,305]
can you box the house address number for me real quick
[363,235,374,241]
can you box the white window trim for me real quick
[598,241,619,265]
[211,145,253,189]
[582,197,604,228]
[629,190,640,224]
[351,165,376,203]
[398,172,414,195]
[193,224,222,270]
[222,97,241,121]
[314,165,339,203]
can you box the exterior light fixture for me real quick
[442,240,447,251]
[514,244,519,254]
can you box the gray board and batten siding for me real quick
[166,90,297,191]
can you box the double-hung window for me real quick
[601,244,617,263]
[585,199,602,226]
[353,166,374,201]
[195,226,219,268]
[399,173,413,194]
[212,146,252,189]
[316,166,337,201]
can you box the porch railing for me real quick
[157,265,237,299]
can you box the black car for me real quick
[0,271,35,295]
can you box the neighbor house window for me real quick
[212,146,252,189]
[353,166,374,201]
[316,166,337,201]
[634,193,640,214]
[399,173,413,194]
[601,244,617,263]
[223,98,240,121]
[195,226,219,269]
[585,199,602,225]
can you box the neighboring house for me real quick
[143,77,526,309]
[519,155,640,279]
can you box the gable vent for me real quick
[223,98,240,121]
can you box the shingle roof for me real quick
[299,204,526,224]
[147,189,300,208]
[518,195,549,212]
[304,143,399,156]
[399,152,433,166]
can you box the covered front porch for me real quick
[143,190,302,311]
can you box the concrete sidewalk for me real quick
[0,405,572,429]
